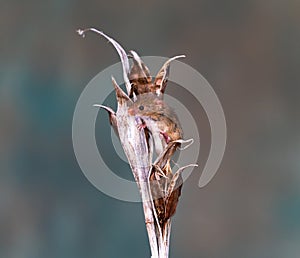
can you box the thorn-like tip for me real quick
[171,54,186,60]
[76,29,85,38]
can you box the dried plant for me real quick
[77,28,197,258]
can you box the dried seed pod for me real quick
[78,27,196,258]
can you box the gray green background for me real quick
[1,0,300,257]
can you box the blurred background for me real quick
[1,0,300,257]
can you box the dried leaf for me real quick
[129,50,153,97]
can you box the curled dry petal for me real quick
[93,104,118,137]
[154,55,186,96]
[128,50,153,97]
[77,28,131,94]
[111,76,131,106]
